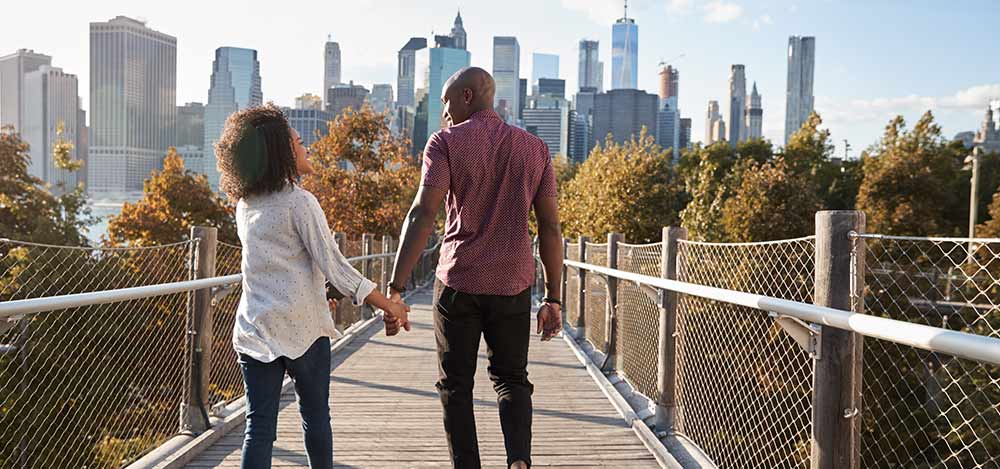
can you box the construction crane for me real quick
[658,53,686,69]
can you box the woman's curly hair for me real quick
[216,103,298,201]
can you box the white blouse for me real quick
[232,184,376,362]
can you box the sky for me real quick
[4,0,999,157]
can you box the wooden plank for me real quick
[185,291,661,468]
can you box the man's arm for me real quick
[534,196,563,340]
[389,185,447,295]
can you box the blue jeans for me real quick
[238,336,333,469]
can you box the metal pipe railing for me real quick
[0,249,418,320]
[563,259,1000,367]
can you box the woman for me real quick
[215,104,409,468]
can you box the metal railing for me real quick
[553,211,1000,469]
[0,228,439,468]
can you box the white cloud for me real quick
[752,14,772,31]
[560,0,624,24]
[669,0,693,12]
[703,1,744,23]
[817,84,1000,126]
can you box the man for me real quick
[387,67,564,469]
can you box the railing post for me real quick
[561,237,569,325]
[811,211,865,469]
[382,235,392,295]
[575,236,589,337]
[604,233,622,370]
[655,226,686,432]
[361,233,374,319]
[182,226,217,433]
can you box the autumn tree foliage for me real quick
[106,149,237,246]
[856,111,967,236]
[722,158,822,242]
[302,106,420,237]
[559,129,686,242]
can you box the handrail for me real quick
[0,249,425,320]
[564,259,1000,367]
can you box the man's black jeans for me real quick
[434,284,534,469]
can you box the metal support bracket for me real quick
[770,312,822,360]
[210,284,240,307]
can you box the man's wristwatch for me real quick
[542,297,562,307]
[389,281,407,294]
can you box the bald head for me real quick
[441,67,496,126]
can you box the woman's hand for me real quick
[385,300,411,334]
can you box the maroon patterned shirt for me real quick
[422,109,557,296]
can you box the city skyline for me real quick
[3,1,999,157]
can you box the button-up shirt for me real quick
[232,184,376,362]
[422,109,558,296]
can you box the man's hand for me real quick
[388,287,411,332]
[384,297,411,335]
[537,302,562,341]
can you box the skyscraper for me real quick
[0,49,52,132]
[656,100,680,152]
[177,102,205,147]
[327,81,369,117]
[531,53,559,95]
[294,93,323,111]
[570,87,597,162]
[592,89,658,146]
[727,64,746,147]
[323,39,341,107]
[397,37,428,109]
[523,98,569,158]
[747,82,763,140]
[177,102,204,173]
[451,11,467,50]
[370,84,394,113]
[679,118,692,150]
[89,16,176,194]
[22,65,84,190]
[284,107,333,148]
[705,100,724,144]
[578,39,602,93]
[425,43,471,140]
[785,36,815,144]
[537,78,566,98]
[492,37,520,123]
[658,65,679,105]
[611,3,638,90]
[204,47,262,189]
[519,78,527,121]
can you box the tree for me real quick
[560,130,685,242]
[106,149,237,246]
[722,158,821,242]
[679,141,741,242]
[302,106,420,237]
[781,112,851,210]
[0,126,91,245]
[978,190,1000,238]
[856,112,966,236]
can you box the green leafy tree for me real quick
[302,106,420,237]
[979,190,1000,238]
[560,129,685,242]
[0,127,91,245]
[856,112,966,236]
[106,149,237,246]
[678,141,741,242]
[722,158,821,242]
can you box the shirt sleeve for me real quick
[292,190,377,306]
[421,131,450,189]
[534,143,558,200]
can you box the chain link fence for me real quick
[614,242,662,398]
[0,239,194,468]
[208,242,244,410]
[857,234,1000,469]
[584,243,608,349]
[673,237,816,469]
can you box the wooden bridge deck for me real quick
[184,290,661,468]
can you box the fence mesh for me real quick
[0,239,193,468]
[858,235,1000,469]
[565,243,580,327]
[614,242,662,398]
[208,242,244,410]
[675,237,816,469]
[584,243,608,350]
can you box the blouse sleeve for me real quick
[292,190,377,306]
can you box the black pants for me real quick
[434,284,534,469]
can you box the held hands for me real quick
[537,301,562,341]
[383,289,411,336]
